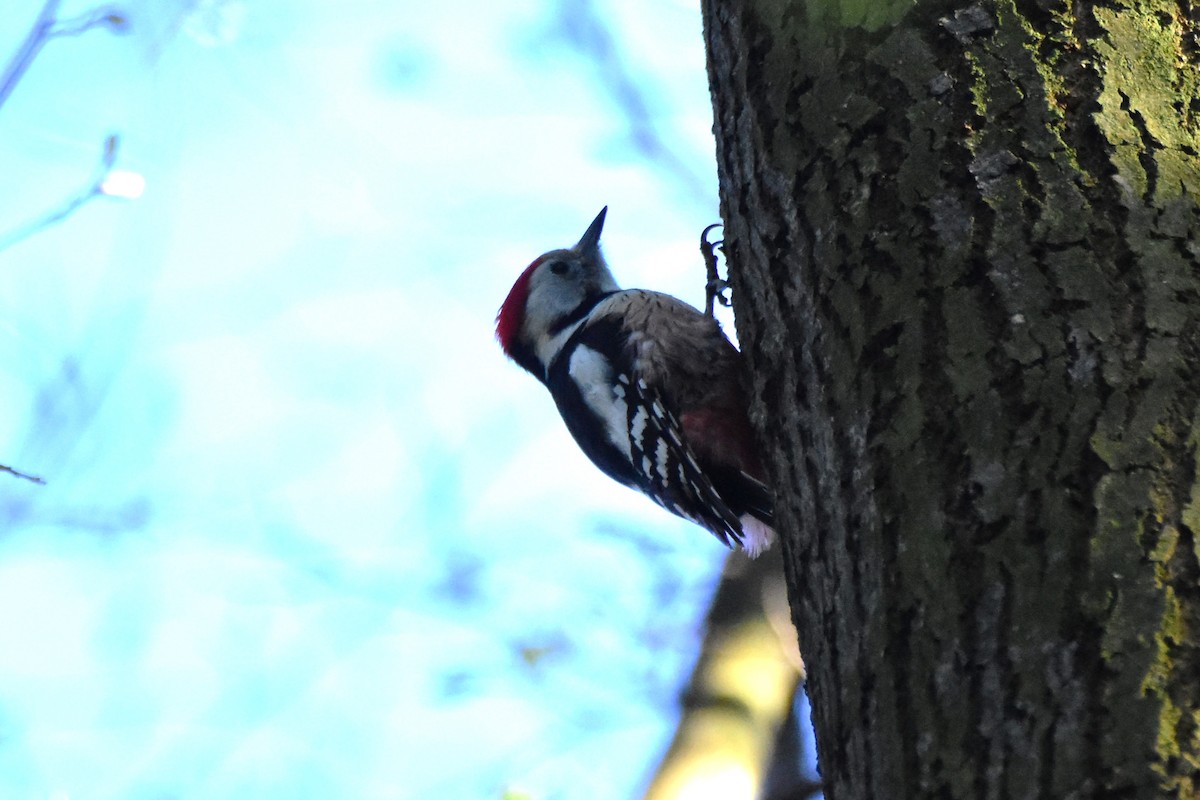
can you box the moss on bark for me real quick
[703,0,1200,796]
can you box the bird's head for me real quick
[496,207,620,377]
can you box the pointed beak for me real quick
[575,206,607,254]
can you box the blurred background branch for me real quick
[641,549,814,800]
[0,0,128,113]
[0,133,144,253]
[1,463,45,484]
[544,0,710,203]
[0,2,138,480]
[0,2,777,796]
[0,0,139,254]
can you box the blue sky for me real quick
[0,1,758,797]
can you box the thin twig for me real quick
[0,134,121,253]
[0,1,128,113]
[1,464,46,485]
[48,7,127,39]
[0,0,61,113]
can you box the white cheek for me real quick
[524,276,585,363]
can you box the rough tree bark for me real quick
[702,1,1200,798]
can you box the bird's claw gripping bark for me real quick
[701,223,731,318]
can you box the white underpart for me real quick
[567,345,631,459]
[739,516,776,558]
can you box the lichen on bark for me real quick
[703,0,1200,796]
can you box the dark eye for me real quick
[548,261,569,275]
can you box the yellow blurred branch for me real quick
[642,549,808,800]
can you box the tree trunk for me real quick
[702,1,1200,798]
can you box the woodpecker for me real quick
[496,207,774,556]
